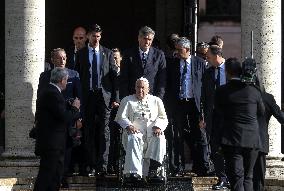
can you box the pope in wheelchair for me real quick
[115,77,168,183]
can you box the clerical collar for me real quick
[50,82,61,93]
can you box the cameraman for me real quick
[213,58,265,191]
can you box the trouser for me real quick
[84,89,110,170]
[253,152,266,191]
[174,98,210,175]
[34,149,65,191]
[223,146,259,191]
[108,108,121,171]
[211,143,228,182]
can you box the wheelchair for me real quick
[117,128,169,188]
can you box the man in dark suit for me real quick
[65,26,87,70]
[120,26,167,100]
[201,45,229,189]
[37,48,82,187]
[34,67,81,191]
[166,37,210,176]
[75,24,119,176]
[253,85,284,191]
[213,58,264,191]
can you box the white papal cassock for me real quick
[115,94,168,177]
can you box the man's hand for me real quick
[111,101,120,108]
[152,126,162,137]
[72,98,80,109]
[75,119,83,129]
[126,125,140,134]
[199,119,206,128]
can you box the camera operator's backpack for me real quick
[241,58,257,84]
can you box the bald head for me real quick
[73,26,87,50]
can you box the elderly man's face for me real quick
[175,44,190,60]
[135,80,149,100]
[52,51,67,68]
[138,34,154,52]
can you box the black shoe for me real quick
[124,173,142,183]
[107,165,117,175]
[282,157,284,161]
[88,169,96,177]
[148,170,164,183]
[96,167,107,177]
[212,180,230,190]
[171,168,184,177]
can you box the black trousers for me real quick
[173,98,210,175]
[253,152,266,191]
[211,144,228,182]
[34,149,65,191]
[223,146,259,191]
[107,107,121,171]
[84,89,110,170]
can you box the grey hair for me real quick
[50,67,68,84]
[138,26,155,37]
[136,77,149,87]
[176,37,191,49]
[51,48,66,60]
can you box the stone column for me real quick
[241,0,283,177]
[3,0,45,158]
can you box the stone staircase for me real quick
[1,175,284,191]
[0,175,219,191]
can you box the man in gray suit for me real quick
[120,26,167,100]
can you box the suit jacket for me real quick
[75,45,118,108]
[65,46,76,70]
[258,92,284,153]
[201,67,219,135]
[214,80,265,149]
[120,46,167,100]
[37,68,82,101]
[166,56,205,112]
[36,84,80,153]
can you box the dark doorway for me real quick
[45,0,156,61]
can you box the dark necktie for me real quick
[142,52,147,68]
[180,60,188,97]
[92,50,98,89]
[215,66,220,88]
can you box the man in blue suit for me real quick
[166,37,210,176]
[120,26,167,100]
[75,24,119,176]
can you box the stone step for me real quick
[0,175,194,191]
[1,176,284,191]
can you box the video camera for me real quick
[241,57,257,84]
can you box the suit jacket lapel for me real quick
[99,45,105,76]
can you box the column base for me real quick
[266,157,284,178]
[0,149,39,177]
